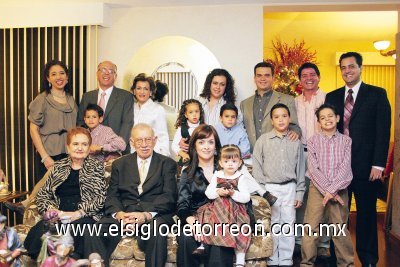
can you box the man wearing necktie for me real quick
[77,61,133,153]
[325,52,391,267]
[84,123,177,267]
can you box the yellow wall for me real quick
[263,12,397,93]
[264,11,397,140]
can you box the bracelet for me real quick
[41,156,49,163]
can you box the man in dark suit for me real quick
[77,61,133,153]
[84,123,177,267]
[325,52,391,267]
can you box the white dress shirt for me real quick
[133,99,170,157]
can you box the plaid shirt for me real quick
[307,131,353,196]
[90,124,126,163]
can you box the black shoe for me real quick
[4,201,25,215]
[362,264,377,267]
[262,191,277,206]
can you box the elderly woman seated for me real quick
[23,127,107,261]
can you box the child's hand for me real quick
[228,189,235,196]
[323,192,334,206]
[216,188,230,197]
[294,200,302,208]
[90,144,103,154]
[334,195,345,206]
[287,130,300,141]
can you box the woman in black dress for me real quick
[177,124,234,267]
[24,127,107,261]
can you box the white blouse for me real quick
[171,121,200,157]
[198,96,243,127]
[133,99,170,157]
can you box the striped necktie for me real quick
[343,89,354,136]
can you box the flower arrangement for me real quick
[265,38,317,96]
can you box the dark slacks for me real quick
[176,230,234,267]
[348,179,380,265]
[84,216,171,267]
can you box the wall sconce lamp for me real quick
[373,40,396,59]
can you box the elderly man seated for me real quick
[84,123,177,267]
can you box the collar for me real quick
[215,170,242,179]
[255,89,273,98]
[320,130,339,140]
[99,86,114,96]
[135,98,154,110]
[187,121,200,128]
[137,154,153,165]
[219,123,238,131]
[345,80,362,94]
[300,88,321,101]
[267,129,289,139]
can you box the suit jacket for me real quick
[77,87,134,151]
[240,90,301,151]
[325,82,391,180]
[105,152,177,221]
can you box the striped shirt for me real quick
[252,130,306,201]
[90,124,126,163]
[307,131,353,196]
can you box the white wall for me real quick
[98,5,263,102]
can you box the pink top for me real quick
[307,132,353,196]
[295,89,326,145]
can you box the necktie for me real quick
[98,92,106,111]
[343,89,354,136]
[138,159,147,194]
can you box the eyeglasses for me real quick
[134,137,154,145]
[98,67,116,74]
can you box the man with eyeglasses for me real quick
[84,123,177,267]
[77,61,133,153]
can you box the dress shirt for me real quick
[307,131,353,196]
[205,170,250,204]
[198,96,243,127]
[252,130,306,201]
[133,99,170,157]
[295,89,326,145]
[171,121,200,156]
[97,86,114,110]
[112,155,156,219]
[90,124,126,163]
[215,123,250,157]
[344,80,362,103]
[253,90,273,140]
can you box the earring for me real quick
[49,82,52,88]
[214,150,218,156]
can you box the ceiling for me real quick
[2,0,400,8]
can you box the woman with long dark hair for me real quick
[28,60,78,184]
[176,124,234,267]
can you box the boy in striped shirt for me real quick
[301,103,354,267]
[84,104,126,163]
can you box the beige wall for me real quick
[97,5,263,102]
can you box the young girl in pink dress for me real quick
[196,144,251,266]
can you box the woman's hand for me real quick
[43,157,55,169]
[58,210,84,222]
[186,216,203,242]
[90,144,103,154]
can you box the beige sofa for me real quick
[15,194,272,267]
